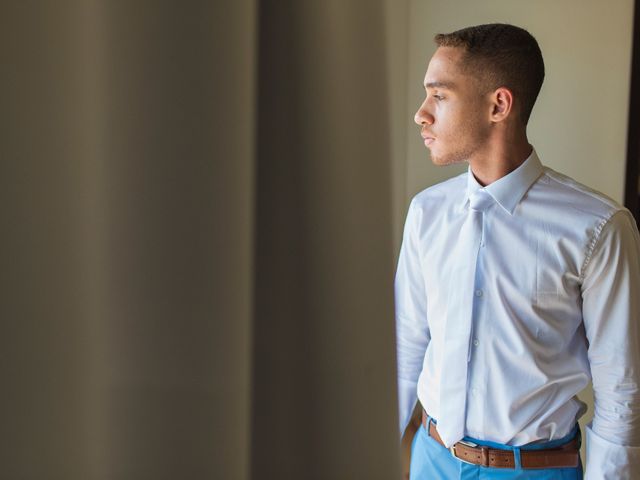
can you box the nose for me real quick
[414,98,434,126]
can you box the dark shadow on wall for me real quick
[625,0,640,224]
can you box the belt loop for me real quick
[513,446,522,470]
[576,425,582,450]
[425,415,433,437]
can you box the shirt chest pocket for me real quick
[535,237,574,304]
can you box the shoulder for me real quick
[409,171,466,213]
[540,166,625,222]
[539,167,638,276]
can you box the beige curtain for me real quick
[1,1,402,478]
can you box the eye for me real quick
[432,94,444,101]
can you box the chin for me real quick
[430,151,468,166]
[430,154,456,166]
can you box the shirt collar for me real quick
[464,148,544,216]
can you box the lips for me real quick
[421,133,435,146]
[421,131,435,140]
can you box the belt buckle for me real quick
[449,439,478,465]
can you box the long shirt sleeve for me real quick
[581,209,640,479]
[395,199,430,436]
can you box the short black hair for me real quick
[435,23,545,125]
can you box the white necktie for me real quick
[437,188,494,447]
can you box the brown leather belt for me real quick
[422,410,580,469]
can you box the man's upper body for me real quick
[395,23,640,478]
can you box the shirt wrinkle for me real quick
[580,211,619,283]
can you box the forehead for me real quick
[423,47,467,86]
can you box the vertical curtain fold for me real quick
[1,2,106,478]
[253,1,399,479]
[100,1,256,478]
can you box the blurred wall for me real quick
[1,1,403,479]
[401,0,635,465]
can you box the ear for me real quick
[489,87,514,123]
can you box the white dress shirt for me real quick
[395,148,640,478]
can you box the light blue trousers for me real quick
[410,415,583,479]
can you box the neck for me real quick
[469,129,532,187]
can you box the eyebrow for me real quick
[424,81,455,90]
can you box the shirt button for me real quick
[473,339,479,347]
[475,289,484,297]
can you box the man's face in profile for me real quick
[414,47,492,166]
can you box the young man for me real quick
[395,23,640,479]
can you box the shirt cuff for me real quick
[585,421,640,479]
[398,378,418,437]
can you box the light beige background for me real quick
[389,0,635,466]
